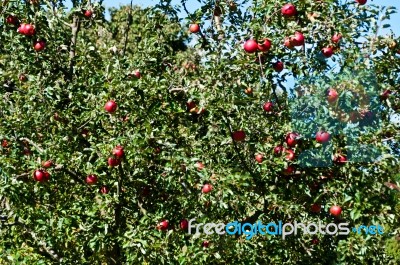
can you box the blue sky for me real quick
[95,0,400,35]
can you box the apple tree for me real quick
[0,0,399,264]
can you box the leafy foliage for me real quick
[0,0,399,264]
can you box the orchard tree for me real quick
[0,0,400,264]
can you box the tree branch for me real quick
[68,15,81,80]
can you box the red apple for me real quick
[273,61,284,72]
[356,0,367,5]
[202,241,210,248]
[292,32,305,46]
[195,162,204,171]
[232,130,246,142]
[322,47,334,58]
[33,40,46,52]
[113,145,124,158]
[380,89,391,100]
[284,37,294,49]
[281,3,297,17]
[18,23,36,36]
[19,74,27,82]
[158,219,170,230]
[283,165,295,175]
[84,10,93,18]
[43,171,50,181]
[133,70,141,79]
[332,33,342,43]
[285,149,295,161]
[327,88,339,103]
[154,146,161,154]
[315,131,330,143]
[42,160,53,168]
[263,102,274,112]
[243,39,259,53]
[33,170,45,182]
[6,15,19,25]
[202,183,213,193]
[310,203,321,213]
[286,132,299,147]
[255,153,263,164]
[189,24,200,33]
[258,38,272,52]
[186,100,196,112]
[100,186,109,194]
[108,157,121,167]
[157,220,169,231]
[334,154,347,165]
[329,205,342,216]
[86,174,98,185]
[274,145,284,155]
[311,238,319,245]
[180,219,189,230]
[2,140,8,148]
[104,100,117,113]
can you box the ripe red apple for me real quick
[104,100,117,113]
[186,100,196,112]
[189,24,200,33]
[286,132,299,147]
[285,149,295,161]
[329,205,342,216]
[33,170,45,182]
[327,88,339,103]
[258,39,272,52]
[255,153,263,164]
[43,171,50,181]
[100,186,109,194]
[202,241,210,248]
[316,131,330,143]
[232,130,246,142]
[243,39,259,53]
[86,174,98,185]
[108,157,121,167]
[332,33,342,43]
[195,162,204,171]
[263,102,274,112]
[42,160,53,168]
[113,145,124,158]
[33,40,46,51]
[281,3,297,17]
[311,238,319,245]
[6,15,19,25]
[291,32,305,46]
[2,140,8,147]
[180,219,189,230]
[356,0,367,5]
[283,165,295,175]
[157,220,169,231]
[284,37,294,49]
[310,203,321,213]
[202,183,213,193]
[334,154,347,165]
[18,23,36,36]
[274,145,284,155]
[133,70,141,79]
[273,61,284,72]
[322,47,334,58]
[84,10,93,18]
[380,89,391,100]
[19,74,27,82]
